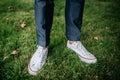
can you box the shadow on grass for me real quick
[96,0,120,80]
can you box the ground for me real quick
[0,0,120,80]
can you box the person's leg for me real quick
[28,0,54,75]
[65,0,97,64]
[35,0,54,47]
[65,0,85,41]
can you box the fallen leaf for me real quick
[8,6,13,10]
[94,37,99,40]
[11,50,18,55]
[20,22,26,28]
[6,18,9,21]
[3,55,9,61]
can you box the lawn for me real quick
[0,0,120,80]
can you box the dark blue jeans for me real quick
[35,0,85,47]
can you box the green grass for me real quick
[0,0,120,80]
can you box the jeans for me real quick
[35,0,85,47]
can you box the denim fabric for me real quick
[65,0,85,41]
[35,0,54,47]
[35,0,85,47]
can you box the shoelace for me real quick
[76,41,92,56]
[33,46,44,67]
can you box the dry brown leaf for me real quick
[11,50,18,55]
[3,55,9,61]
[8,6,13,10]
[94,37,99,40]
[6,18,9,21]
[20,22,26,28]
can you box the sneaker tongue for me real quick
[38,45,44,49]
[75,41,82,49]
[37,46,43,51]
[73,41,79,45]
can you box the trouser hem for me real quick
[37,40,49,47]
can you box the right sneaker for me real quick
[28,46,48,75]
[67,40,97,64]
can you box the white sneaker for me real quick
[28,46,48,75]
[67,40,97,64]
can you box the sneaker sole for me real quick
[28,61,45,75]
[28,64,38,75]
[78,55,97,64]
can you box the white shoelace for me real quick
[33,46,45,68]
[75,41,92,56]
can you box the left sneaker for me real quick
[28,46,48,75]
[67,40,97,64]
